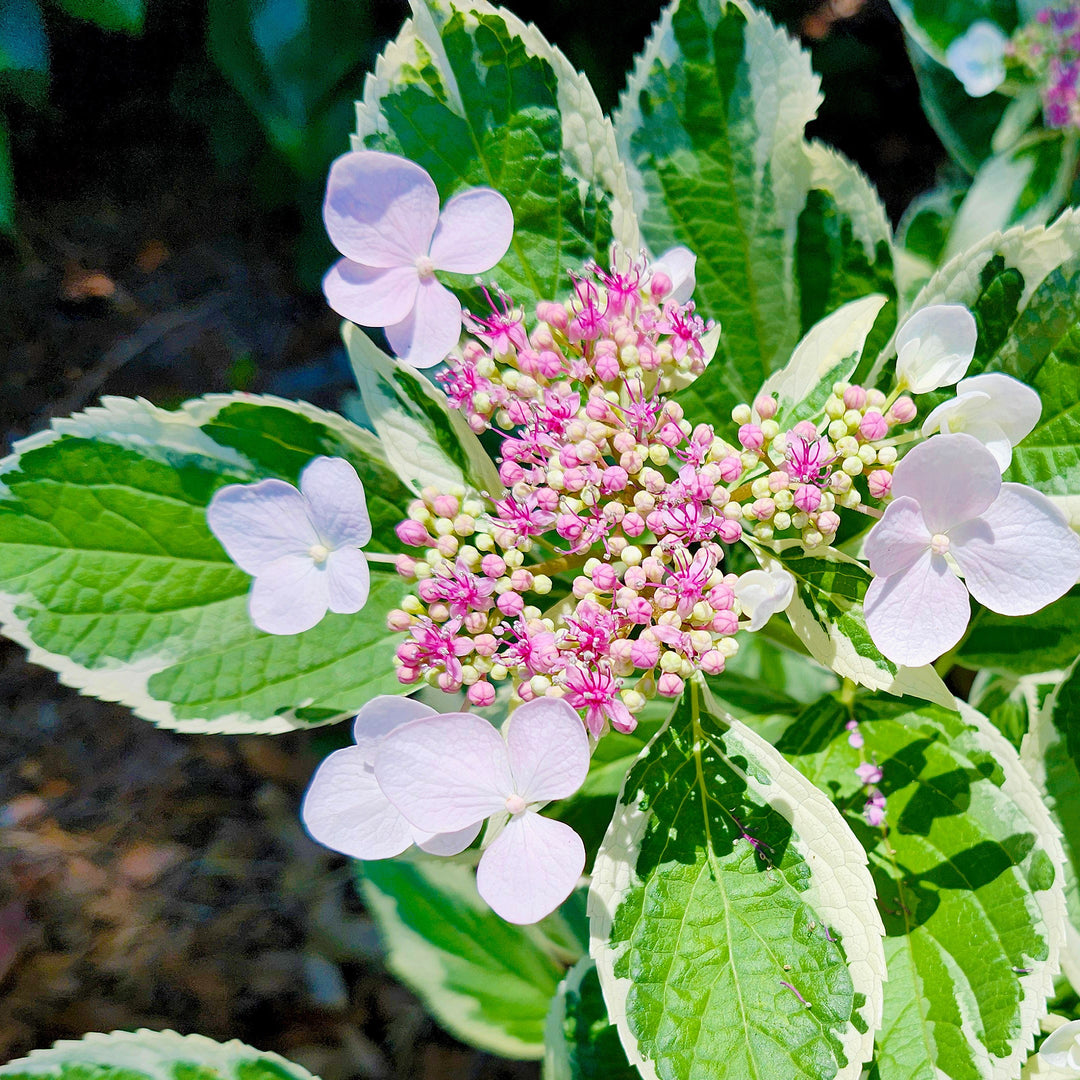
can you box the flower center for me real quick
[308,543,330,564]
[504,793,527,815]
[415,255,436,281]
[930,533,950,555]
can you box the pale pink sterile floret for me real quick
[733,567,796,632]
[374,698,590,924]
[300,696,481,860]
[864,433,1080,667]
[207,456,372,636]
[322,150,513,368]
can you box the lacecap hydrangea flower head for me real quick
[206,149,1080,923]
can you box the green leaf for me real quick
[616,0,895,424]
[0,1030,319,1080]
[207,0,375,178]
[0,119,13,234]
[353,0,637,314]
[543,958,637,1080]
[55,0,144,33]
[1020,663,1080,992]
[785,695,1068,1080]
[344,323,502,496]
[0,394,414,734]
[358,857,567,1060]
[589,679,885,1080]
[766,546,956,708]
[959,588,1080,675]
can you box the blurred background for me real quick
[0,1,945,1077]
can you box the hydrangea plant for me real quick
[5,1,1080,1078]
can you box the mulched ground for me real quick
[0,0,945,1075]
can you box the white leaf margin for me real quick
[588,697,886,1080]
[0,393,396,736]
[0,1029,320,1080]
[353,0,639,254]
[957,699,1070,1080]
[542,955,593,1080]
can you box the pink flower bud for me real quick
[625,597,653,624]
[752,497,776,521]
[417,579,440,603]
[656,422,684,447]
[396,520,431,547]
[535,487,559,512]
[537,301,569,330]
[612,430,636,453]
[699,650,725,675]
[658,672,685,697]
[481,554,506,578]
[711,610,738,635]
[595,352,621,381]
[630,638,660,668]
[395,554,418,578]
[855,761,883,785]
[646,510,666,534]
[497,591,525,616]
[650,271,673,299]
[397,665,420,684]
[843,385,867,409]
[768,470,790,492]
[592,564,618,591]
[428,603,450,622]
[601,466,629,493]
[859,411,888,441]
[437,670,462,692]
[793,484,821,514]
[792,420,818,440]
[867,469,892,499]
[473,634,498,656]
[559,446,580,468]
[753,394,778,420]
[397,642,421,666]
[888,396,916,424]
[387,609,412,632]
[557,514,585,541]
[468,681,496,707]
[620,450,646,474]
[717,519,743,543]
[464,611,488,634]
[510,569,533,591]
[572,576,593,599]
[436,535,459,557]
[709,583,735,609]
[622,512,646,537]
[817,511,841,535]
[499,461,525,485]
[432,494,459,518]
[739,424,765,451]
[718,455,743,482]
[624,565,647,590]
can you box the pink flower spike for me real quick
[322,150,513,367]
[865,434,1080,666]
[375,699,589,923]
[207,456,372,635]
[301,696,480,860]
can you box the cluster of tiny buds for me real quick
[847,719,886,827]
[726,381,916,547]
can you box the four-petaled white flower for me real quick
[946,20,1009,98]
[921,372,1041,471]
[734,567,796,631]
[1036,1018,1080,1075]
[865,434,1080,667]
[323,150,514,369]
[301,696,481,859]
[207,456,373,635]
[375,697,589,924]
[894,305,978,394]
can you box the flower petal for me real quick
[323,150,439,267]
[415,820,483,856]
[891,433,1001,533]
[945,20,1008,98]
[322,259,419,328]
[476,812,585,923]
[503,698,590,804]
[325,547,370,614]
[733,568,795,631]
[385,279,463,368]
[301,746,415,859]
[653,246,697,303]
[207,479,318,574]
[300,457,372,548]
[950,484,1080,616]
[249,554,329,635]
[352,695,436,762]
[374,712,512,832]
[1039,1018,1080,1068]
[429,188,514,274]
[894,304,977,393]
[864,496,931,577]
[956,372,1042,446]
[865,551,971,667]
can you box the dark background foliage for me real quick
[0,1,944,1077]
